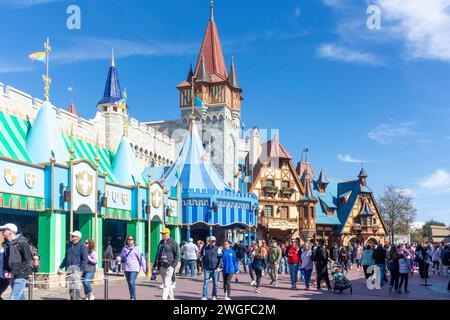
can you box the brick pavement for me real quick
[5,268,449,300]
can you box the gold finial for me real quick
[123,87,127,100]
[95,133,100,165]
[69,123,75,159]
[210,0,214,21]
[43,37,52,102]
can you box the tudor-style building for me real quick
[249,136,309,241]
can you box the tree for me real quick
[410,227,426,244]
[422,220,447,241]
[378,185,417,244]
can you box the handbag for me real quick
[121,247,134,264]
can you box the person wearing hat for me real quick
[58,230,88,300]
[201,236,222,300]
[183,238,199,278]
[1,223,33,300]
[0,232,9,300]
[154,227,179,300]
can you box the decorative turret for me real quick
[176,0,243,111]
[228,57,240,89]
[26,101,68,164]
[358,167,368,186]
[316,169,329,193]
[67,101,78,116]
[98,49,123,109]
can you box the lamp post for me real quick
[147,174,152,276]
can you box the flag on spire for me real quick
[28,52,46,63]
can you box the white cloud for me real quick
[337,154,373,164]
[0,59,32,74]
[368,121,417,145]
[376,0,450,61]
[419,169,450,194]
[52,37,198,64]
[316,43,383,65]
[394,188,415,197]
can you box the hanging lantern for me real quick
[64,190,71,202]
[101,196,108,208]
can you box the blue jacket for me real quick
[59,241,88,271]
[222,248,238,274]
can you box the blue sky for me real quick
[0,0,449,224]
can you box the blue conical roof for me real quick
[26,101,68,164]
[164,119,230,191]
[98,60,122,105]
[112,136,142,185]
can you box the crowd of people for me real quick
[1,221,449,300]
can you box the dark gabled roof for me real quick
[317,169,329,185]
[195,55,211,83]
[228,57,240,89]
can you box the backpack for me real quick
[311,247,318,262]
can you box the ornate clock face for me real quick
[76,171,93,197]
[152,189,162,208]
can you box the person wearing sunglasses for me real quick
[120,235,147,300]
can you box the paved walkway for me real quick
[6,268,450,300]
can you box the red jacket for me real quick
[286,245,299,264]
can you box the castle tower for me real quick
[175,0,243,185]
[97,49,127,151]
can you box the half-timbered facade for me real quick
[250,138,305,241]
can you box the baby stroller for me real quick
[332,269,352,294]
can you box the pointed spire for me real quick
[26,101,68,164]
[187,62,194,82]
[210,0,214,21]
[358,167,368,186]
[112,136,142,186]
[98,55,122,105]
[317,169,329,185]
[194,4,228,82]
[228,56,240,88]
[111,48,115,67]
[67,101,78,116]
[196,54,211,82]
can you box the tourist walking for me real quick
[184,238,199,277]
[233,241,246,273]
[222,240,238,300]
[373,244,387,286]
[58,230,88,300]
[440,244,449,277]
[279,241,288,274]
[268,240,282,287]
[178,241,186,276]
[431,245,441,274]
[251,245,267,293]
[82,238,98,300]
[286,239,300,289]
[361,244,375,279]
[1,224,33,301]
[0,233,10,300]
[154,228,179,300]
[300,243,314,290]
[355,243,363,271]
[201,236,222,300]
[398,254,411,294]
[415,244,429,279]
[248,243,258,286]
[331,243,339,262]
[120,234,147,300]
[197,240,204,276]
[388,251,399,293]
[313,239,332,291]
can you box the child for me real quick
[398,254,411,294]
[333,267,351,293]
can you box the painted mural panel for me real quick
[0,159,44,198]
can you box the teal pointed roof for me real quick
[26,101,68,164]
[163,117,230,191]
[112,136,142,185]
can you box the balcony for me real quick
[279,187,296,198]
[263,185,279,197]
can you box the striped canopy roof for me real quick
[164,118,230,191]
